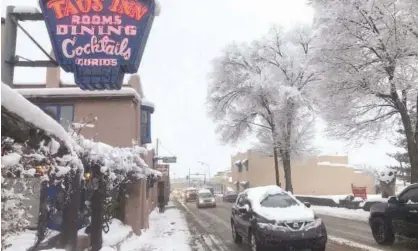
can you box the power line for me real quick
[157,139,176,157]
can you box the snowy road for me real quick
[175,197,376,251]
[317,214,417,251]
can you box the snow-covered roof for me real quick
[141,98,156,110]
[16,87,141,101]
[1,83,73,150]
[318,162,354,168]
[13,6,40,13]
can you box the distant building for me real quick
[231,150,375,195]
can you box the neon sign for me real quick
[39,0,156,90]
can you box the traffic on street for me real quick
[172,186,418,251]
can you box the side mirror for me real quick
[398,198,407,204]
[238,204,250,213]
[388,196,398,204]
[303,202,311,208]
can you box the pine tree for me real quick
[387,130,411,182]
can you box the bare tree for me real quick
[311,0,418,182]
[207,25,318,192]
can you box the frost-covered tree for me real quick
[387,129,411,181]
[311,0,418,182]
[207,26,318,192]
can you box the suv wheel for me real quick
[371,217,395,245]
[231,222,242,244]
[249,229,263,251]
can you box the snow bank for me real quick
[120,202,191,251]
[312,206,369,222]
[2,83,73,150]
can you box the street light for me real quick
[198,161,210,183]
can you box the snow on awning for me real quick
[1,83,73,150]
[240,181,249,185]
[16,87,141,102]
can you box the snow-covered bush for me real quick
[1,136,83,249]
[379,168,396,184]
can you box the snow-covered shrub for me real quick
[379,168,396,184]
[1,136,83,249]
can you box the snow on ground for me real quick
[328,236,384,251]
[312,206,369,222]
[6,230,60,251]
[298,194,386,204]
[102,219,133,247]
[119,202,191,251]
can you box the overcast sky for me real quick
[2,0,399,178]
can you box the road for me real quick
[317,214,418,251]
[174,196,386,251]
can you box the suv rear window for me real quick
[199,192,213,198]
[260,193,299,208]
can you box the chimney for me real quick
[46,50,60,88]
[127,74,143,97]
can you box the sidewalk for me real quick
[119,201,192,251]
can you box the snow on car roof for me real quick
[244,185,314,223]
[185,187,197,191]
[245,185,286,204]
[198,188,212,194]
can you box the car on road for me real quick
[369,183,418,245]
[184,187,198,202]
[230,185,327,251]
[196,189,216,208]
[223,190,238,203]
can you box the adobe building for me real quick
[231,150,376,195]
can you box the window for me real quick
[242,159,249,171]
[400,188,418,203]
[39,104,74,131]
[260,193,299,208]
[140,108,152,144]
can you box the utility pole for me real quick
[156,138,159,158]
[188,167,191,187]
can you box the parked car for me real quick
[369,183,418,245]
[230,185,327,251]
[183,187,197,202]
[196,189,216,208]
[223,191,238,203]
